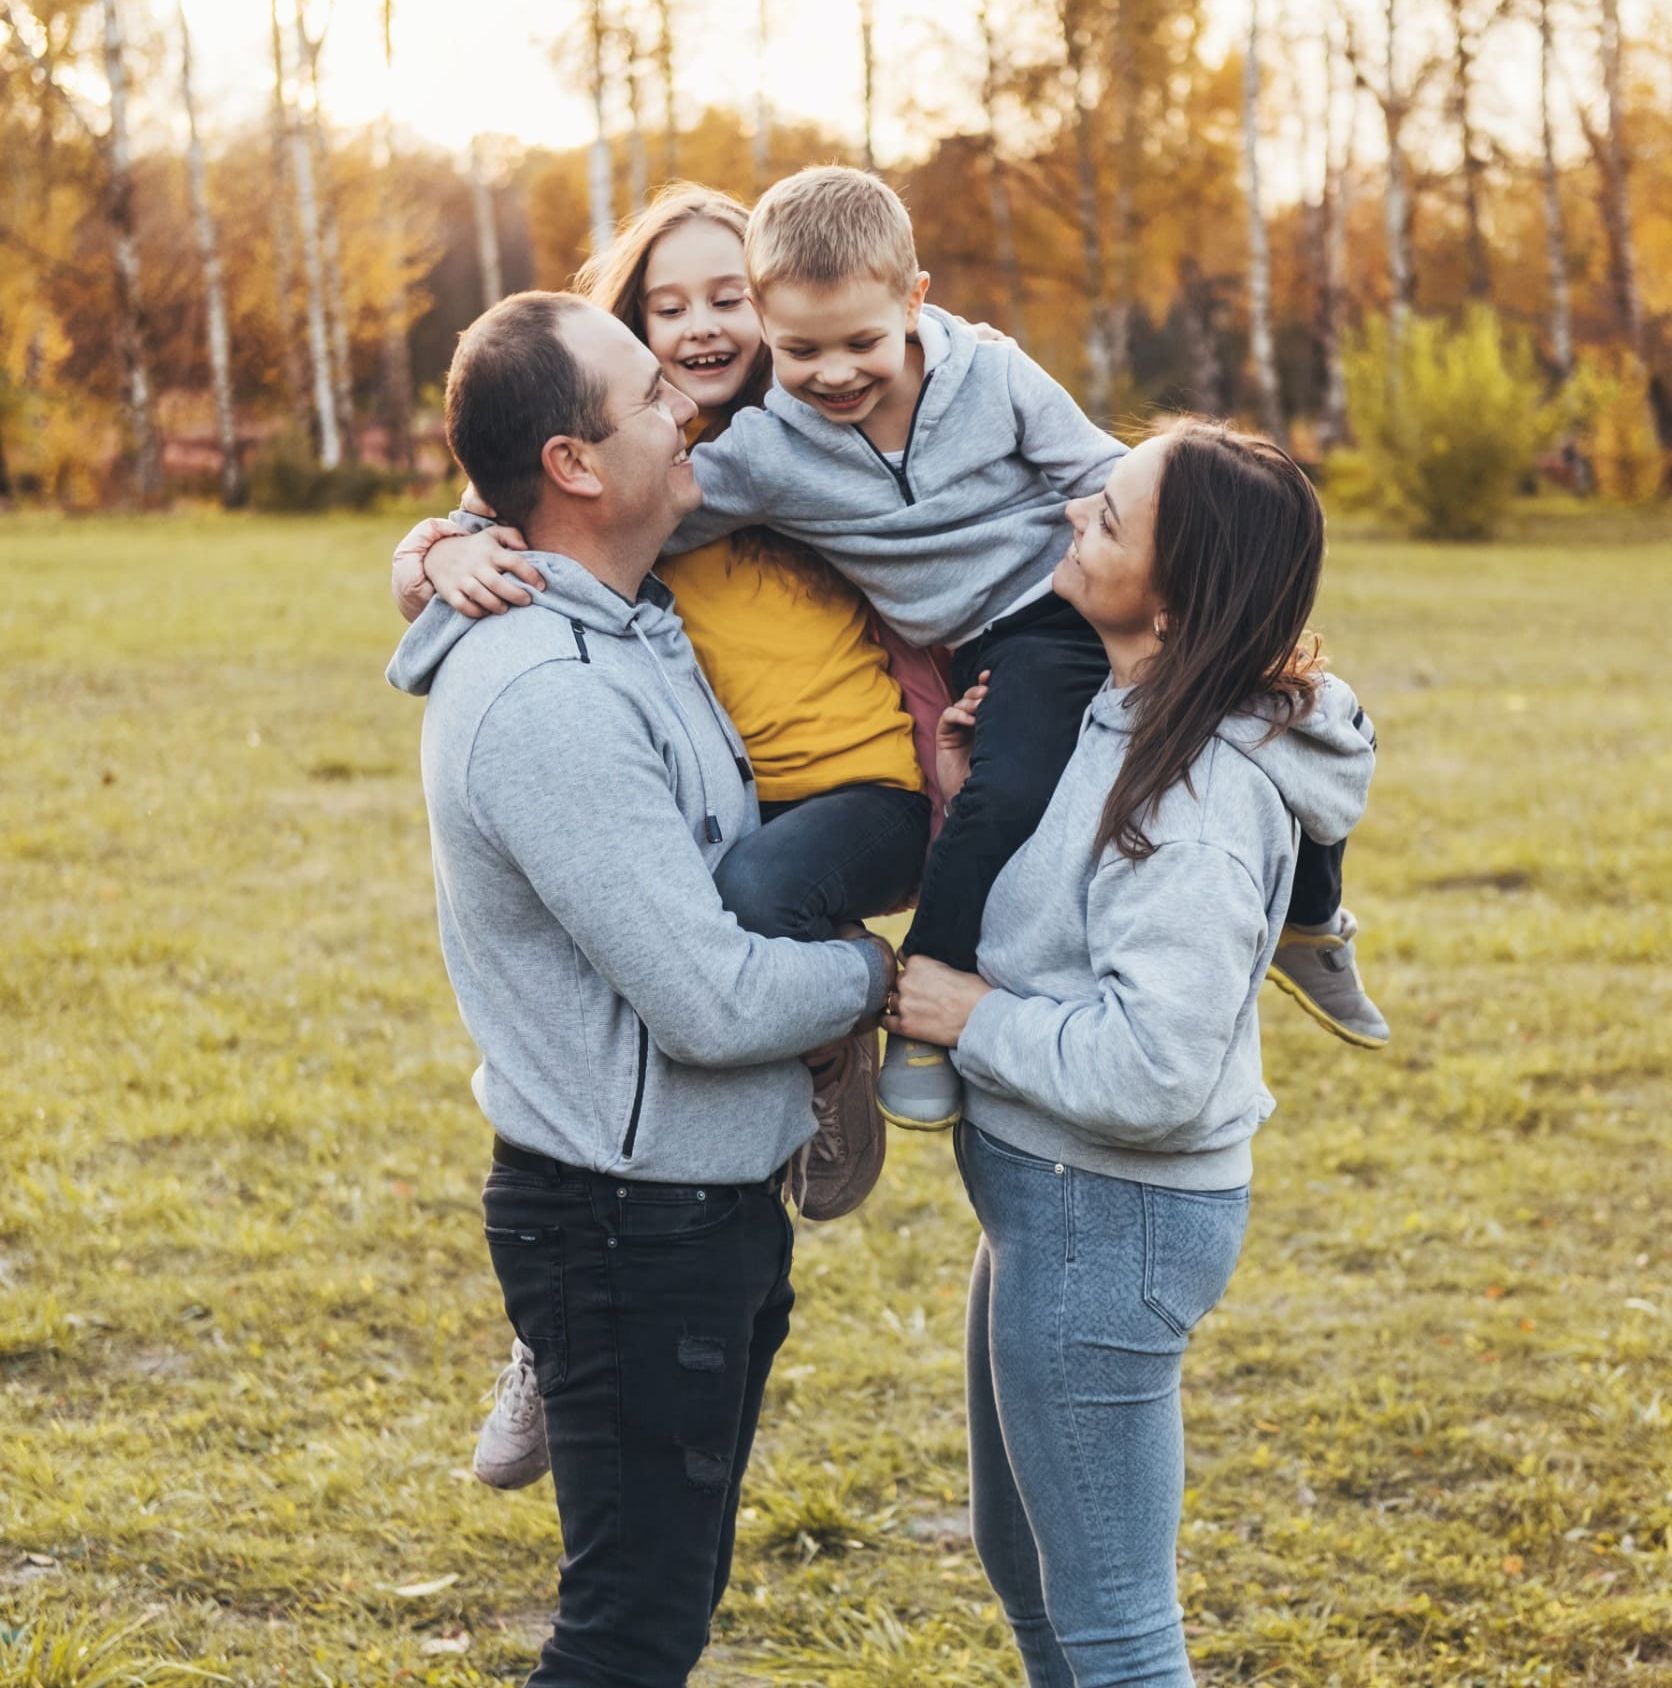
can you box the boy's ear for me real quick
[541,434,604,501]
[903,270,931,331]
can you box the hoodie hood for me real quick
[387,549,685,699]
[1087,672,1374,848]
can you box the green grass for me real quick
[2,501,1669,1685]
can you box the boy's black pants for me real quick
[901,594,1345,972]
[483,1140,794,1687]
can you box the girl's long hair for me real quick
[574,183,839,598]
[1095,420,1327,863]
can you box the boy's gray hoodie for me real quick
[953,675,1376,1190]
[386,553,888,1184]
[669,304,1123,647]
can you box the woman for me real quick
[889,421,1376,1686]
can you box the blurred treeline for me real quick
[1,0,1668,519]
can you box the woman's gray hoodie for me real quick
[386,553,887,1184]
[953,675,1376,1190]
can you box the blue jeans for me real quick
[956,1123,1250,1688]
[713,781,930,940]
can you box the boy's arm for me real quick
[663,426,769,556]
[1005,345,1127,498]
[469,667,890,1066]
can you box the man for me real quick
[387,291,894,1686]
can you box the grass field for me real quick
[2,502,1670,1687]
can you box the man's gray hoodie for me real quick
[953,675,1376,1190]
[387,553,888,1184]
[669,304,1123,647]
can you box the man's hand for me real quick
[837,922,898,1029]
[934,670,989,806]
[883,955,992,1049]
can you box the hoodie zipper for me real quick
[620,1019,649,1159]
[857,370,933,506]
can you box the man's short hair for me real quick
[745,166,919,300]
[444,291,611,529]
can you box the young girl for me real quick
[393,185,941,1487]
[887,422,1376,1686]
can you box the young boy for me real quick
[665,166,1388,1129]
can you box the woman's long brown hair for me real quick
[573,183,840,598]
[1095,420,1327,862]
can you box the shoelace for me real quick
[489,1353,542,1427]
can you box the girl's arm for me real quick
[391,497,543,623]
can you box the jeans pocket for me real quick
[483,1224,568,1392]
[1140,1185,1250,1340]
[618,1183,745,1243]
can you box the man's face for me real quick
[564,306,700,537]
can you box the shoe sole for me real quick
[1266,964,1389,1050]
[878,1101,961,1132]
[473,1457,550,1491]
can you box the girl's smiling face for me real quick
[639,217,761,411]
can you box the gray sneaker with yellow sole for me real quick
[877,1035,963,1131]
[1268,907,1389,1049]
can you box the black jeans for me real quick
[903,594,1346,971]
[713,781,930,940]
[483,1143,795,1686]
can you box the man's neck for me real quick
[523,514,659,604]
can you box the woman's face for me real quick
[639,218,761,412]
[1053,434,1171,641]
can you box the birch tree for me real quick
[859,0,876,172]
[379,0,412,469]
[471,135,504,309]
[1242,0,1283,441]
[101,0,163,502]
[587,0,613,250]
[298,11,356,460]
[1590,0,1645,364]
[178,3,241,504]
[283,4,340,468]
[266,0,308,433]
[1320,16,1355,445]
[1445,0,1495,300]
[623,18,649,211]
[1537,0,1572,379]
[977,0,1027,346]
[1059,0,1114,418]
[753,0,772,190]
[652,0,676,179]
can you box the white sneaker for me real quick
[471,1338,549,1490]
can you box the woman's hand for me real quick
[934,670,990,805]
[883,955,992,1049]
[426,524,543,618]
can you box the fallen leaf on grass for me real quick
[391,1574,459,1598]
[420,1634,471,1655]
[1502,1554,1525,1576]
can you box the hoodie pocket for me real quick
[620,1018,650,1160]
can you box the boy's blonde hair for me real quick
[745,166,919,299]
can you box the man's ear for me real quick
[541,434,604,500]
[903,270,931,332]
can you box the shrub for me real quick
[1561,351,1665,504]
[1344,308,1552,540]
[247,431,397,513]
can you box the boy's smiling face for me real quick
[753,272,931,427]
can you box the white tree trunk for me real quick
[268,0,309,434]
[1320,19,1354,447]
[179,4,242,505]
[380,0,413,469]
[299,21,356,461]
[654,0,677,179]
[101,0,163,503]
[1597,0,1645,361]
[1381,0,1414,339]
[284,13,340,470]
[977,0,1026,347]
[472,136,505,308]
[1538,0,1572,379]
[1242,0,1283,442]
[859,0,876,172]
[588,1,615,251]
[1447,0,1490,299]
[753,0,772,189]
[1061,3,1112,419]
[625,42,649,211]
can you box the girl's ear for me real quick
[542,435,604,500]
[903,270,931,331]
